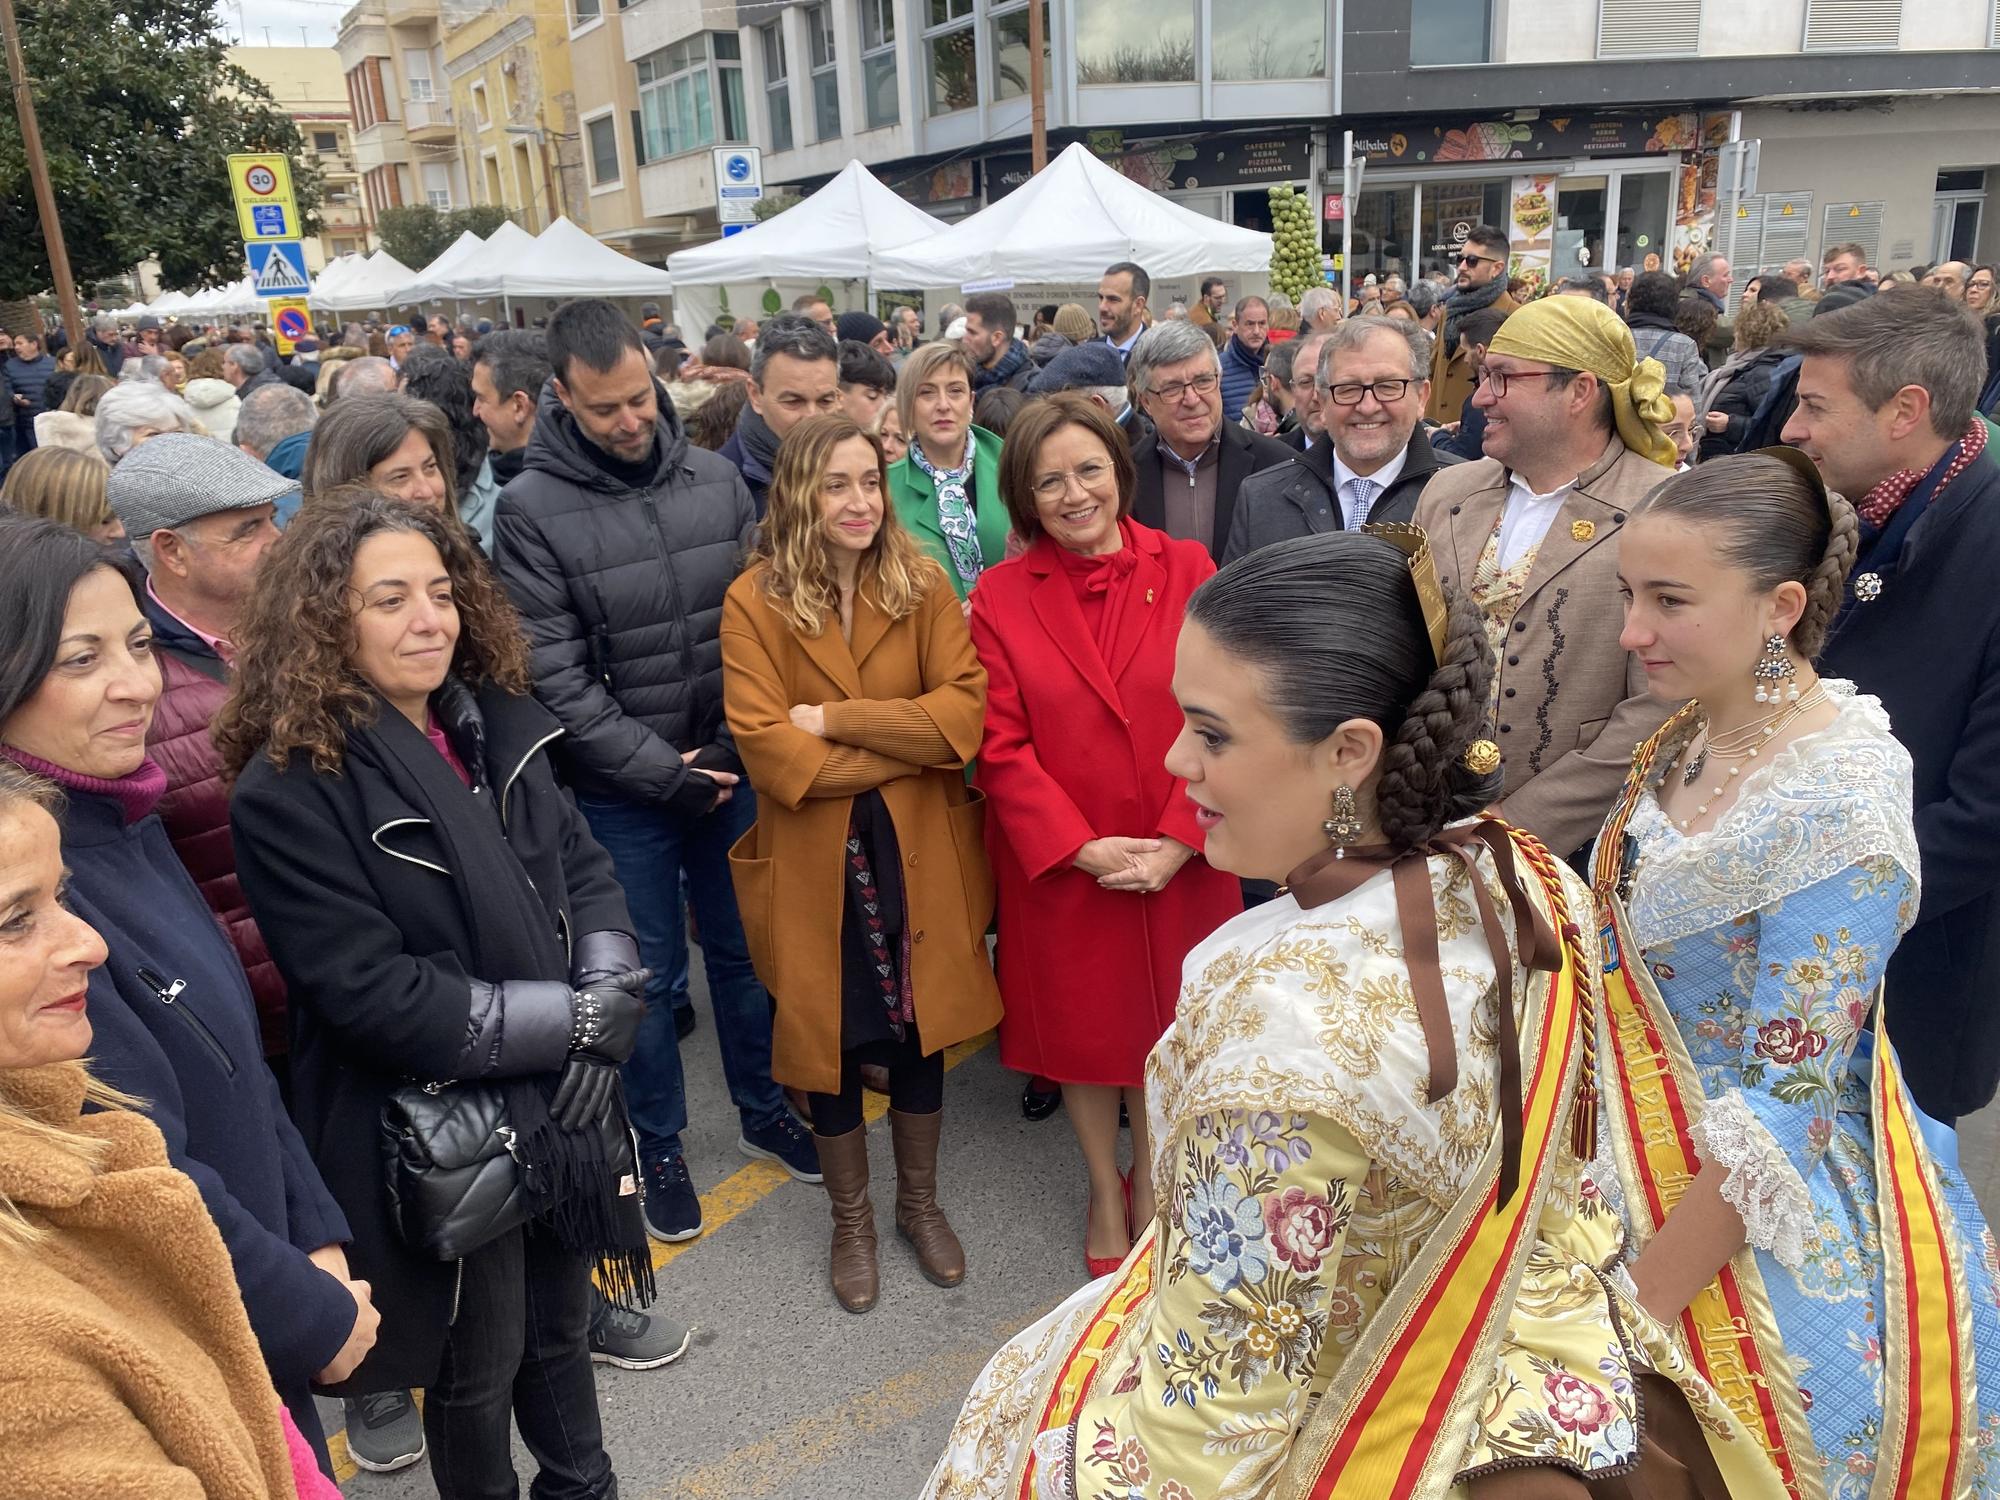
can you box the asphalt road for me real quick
[318,983,1100,1499]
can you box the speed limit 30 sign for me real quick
[229,153,300,240]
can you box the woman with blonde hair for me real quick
[722,412,999,1313]
[0,445,119,540]
[0,763,340,1497]
[886,342,1005,603]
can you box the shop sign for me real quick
[987,130,1310,202]
[1347,112,1705,165]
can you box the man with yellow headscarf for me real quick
[1414,293,1679,858]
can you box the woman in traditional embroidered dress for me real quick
[1598,450,2000,1496]
[927,528,1783,1500]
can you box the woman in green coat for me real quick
[887,343,1007,602]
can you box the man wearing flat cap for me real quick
[1030,341,1149,446]
[1414,295,1679,859]
[107,434,295,1063]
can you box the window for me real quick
[990,1,1049,100]
[313,130,339,153]
[924,0,976,116]
[762,24,794,154]
[636,33,746,161]
[859,0,897,129]
[482,153,503,204]
[403,49,434,101]
[1410,0,1490,65]
[1803,0,1900,50]
[1076,0,1193,83]
[471,81,489,126]
[1599,0,1697,56]
[572,0,601,25]
[1212,0,1325,77]
[806,4,840,142]
[586,114,620,186]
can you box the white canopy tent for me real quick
[871,141,1273,315]
[309,253,367,310]
[494,217,674,299]
[399,220,536,315]
[665,161,945,334]
[317,248,416,314]
[386,229,489,305]
[148,290,193,314]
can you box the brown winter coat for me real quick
[1414,433,1678,858]
[0,1064,299,1499]
[721,559,1002,1094]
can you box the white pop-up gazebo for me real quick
[665,161,946,334]
[871,141,1274,314]
[317,249,417,315]
[387,229,490,306]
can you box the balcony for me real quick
[383,0,438,24]
[404,98,457,143]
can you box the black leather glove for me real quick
[664,764,723,817]
[551,1056,619,1132]
[567,967,649,1066]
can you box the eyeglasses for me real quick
[1030,459,1115,500]
[1456,252,1500,268]
[1326,378,1415,406]
[1149,371,1220,403]
[1475,367,1560,399]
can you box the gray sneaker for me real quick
[589,1290,693,1371]
[343,1389,426,1473]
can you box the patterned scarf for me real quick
[1856,417,1987,529]
[909,430,983,591]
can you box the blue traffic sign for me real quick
[245,239,312,297]
[724,153,753,182]
[722,224,747,236]
[250,203,289,238]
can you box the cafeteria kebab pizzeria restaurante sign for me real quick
[1349,112,1710,164]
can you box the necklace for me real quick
[1668,684,1827,832]
[1677,700,1795,785]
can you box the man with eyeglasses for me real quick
[1414,295,1679,860]
[1224,318,1459,563]
[1428,224,1518,424]
[1127,320,1294,559]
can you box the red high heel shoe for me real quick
[1086,1177,1132,1278]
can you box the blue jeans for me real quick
[577,786,786,1161]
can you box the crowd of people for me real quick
[2,224,2000,1499]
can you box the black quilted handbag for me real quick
[381,1082,535,1261]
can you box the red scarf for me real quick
[1855,418,1987,529]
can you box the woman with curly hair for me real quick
[720,413,999,1313]
[927,526,1783,1499]
[222,490,676,1499]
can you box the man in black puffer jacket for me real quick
[494,298,821,1248]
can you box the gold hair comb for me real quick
[1361,521,1448,666]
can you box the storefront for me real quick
[1330,110,1728,293]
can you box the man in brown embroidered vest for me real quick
[1414,295,1680,858]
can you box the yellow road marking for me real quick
[330,1033,995,1484]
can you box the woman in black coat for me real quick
[0,511,369,1475]
[221,490,655,1500]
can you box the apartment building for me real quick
[337,0,471,228]
[442,0,587,233]
[227,46,371,267]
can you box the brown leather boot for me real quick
[889,1108,965,1287]
[816,1127,878,1313]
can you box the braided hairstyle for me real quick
[1629,452,1858,659]
[1185,531,1496,851]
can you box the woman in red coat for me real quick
[970,394,1240,1276]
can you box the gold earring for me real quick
[1323,785,1363,857]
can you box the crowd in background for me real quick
[3,231,2000,1498]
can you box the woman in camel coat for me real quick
[722,412,999,1314]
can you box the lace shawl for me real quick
[1626,681,1920,951]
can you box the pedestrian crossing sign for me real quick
[246,239,311,298]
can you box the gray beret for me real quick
[106,432,300,536]
[1029,341,1129,394]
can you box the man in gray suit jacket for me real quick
[1224,318,1459,562]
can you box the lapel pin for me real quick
[1146,588,1155,603]
[1570,520,1596,542]
[1854,572,1884,602]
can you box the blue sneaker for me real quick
[739,1111,823,1183]
[641,1151,703,1242]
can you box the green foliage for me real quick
[0,0,322,300]
[1267,184,1320,305]
[375,204,516,272]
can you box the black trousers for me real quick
[423,1222,615,1500]
[807,1028,944,1136]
